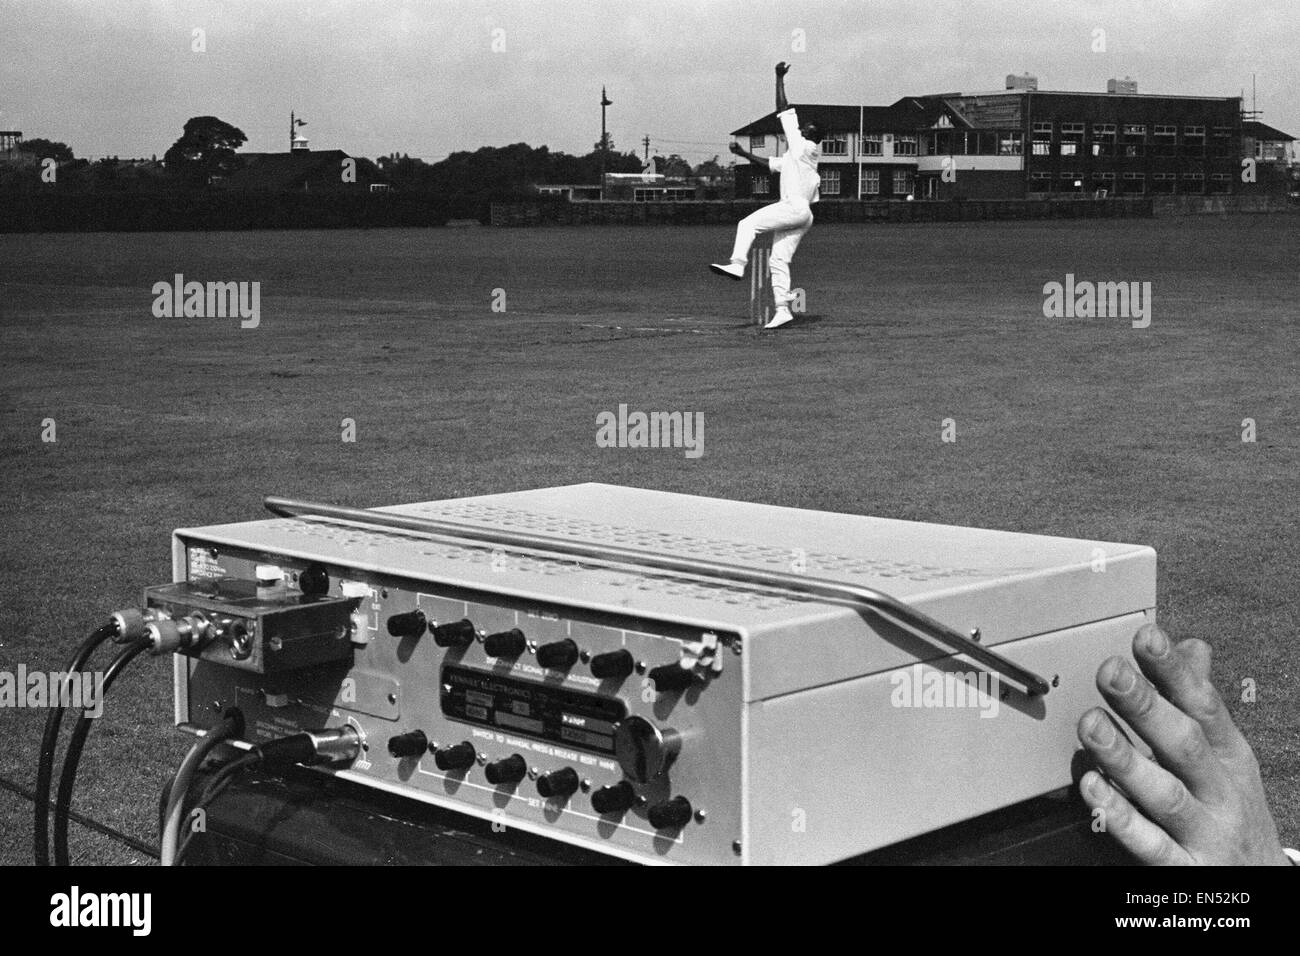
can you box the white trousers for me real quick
[729,199,813,307]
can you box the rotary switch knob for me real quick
[430,618,476,648]
[387,730,428,758]
[648,662,695,692]
[484,628,527,658]
[613,715,681,783]
[386,609,426,638]
[590,780,637,815]
[432,741,477,772]
[535,638,579,670]
[536,766,580,799]
[647,796,693,830]
[589,649,635,680]
[484,754,527,786]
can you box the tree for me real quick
[16,138,74,163]
[693,155,728,179]
[164,116,247,185]
[661,153,692,179]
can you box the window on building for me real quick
[1152,172,1176,193]
[1033,138,1051,156]
[1124,124,1147,138]
[1032,121,1054,134]
[821,168,841,195]
[999,132,1024,155]
[1060,142,1078,156]
[1061,122,1085,136]
[1182,172,1205,194]
[1093,123,1117,142]
[749,135,766,150]
[1154,125,1176,137]
[821,134,848,156]
[1210,173,1231,193]
[1030,171,1053,191]
[1210,127,1233,157]
[895,135,918,156]
[1184,126,1205,139]
[893,169,914,195]
[862,133,883,156]
[752,175,770,196]
[860,168,880,195]
[1122,172,1146,194]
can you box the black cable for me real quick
[0,773,159,859]
[175,751,262,864]
[52,637,151,866]
[34,621,118,866]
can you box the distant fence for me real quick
[0,189,460,232]
[489,197,1154,226]
[1151,194,1292,216]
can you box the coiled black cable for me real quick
[52,637,151,866]
[34,621,118,866]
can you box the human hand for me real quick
[1077,624,1290,865]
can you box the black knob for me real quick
[590,781,637,815]
[589,649,635,680]
[649,662,695,692]
[432,741,477,772]
[299,564,330,597]
[484,754,527,785]
[536,638,579,670]
[430,618,476,648]
[484,628,527,658]
[647,796,693,830]
[536,766,580,799]
[386,609,426,638]
[387,730,428,758]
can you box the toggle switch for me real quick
[484,628,527,658]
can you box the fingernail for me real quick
[1144,626,1169,657]
[1088,713,1116,746]
[1109,660,1137,693]
[1087,773,1112,801]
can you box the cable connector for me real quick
[109,607,159,644]
[255,726,361,769]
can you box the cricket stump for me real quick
[749,235,774,328]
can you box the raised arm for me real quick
[775,61,790,113]
[728,141,767,165]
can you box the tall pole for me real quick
[600,86,612,196]
[290,110,294,152]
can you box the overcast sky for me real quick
[3,0,1296,162]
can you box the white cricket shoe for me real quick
[763,306,794,330]
[709,261,745,280]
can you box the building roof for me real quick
[1243,120,1296,141]
[219,149,354,190]
[730,101,936,137]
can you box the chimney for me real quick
[1107,76,1138,94]
[1006,72,1038,91]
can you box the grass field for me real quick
[1,215,1297,865]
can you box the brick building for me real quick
[731,75,1294,201]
